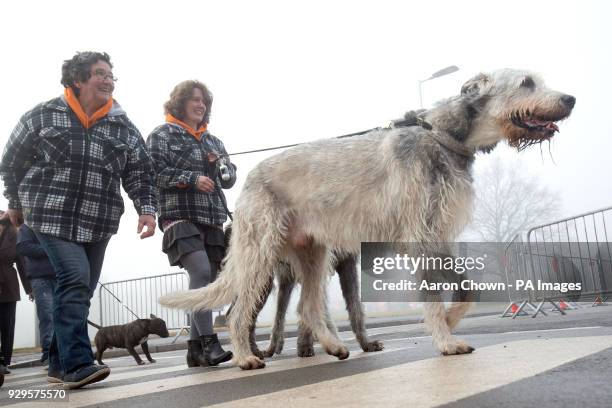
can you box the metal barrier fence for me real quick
[501,236,540,317]
[98,272,190,335]
[503,206,612,318]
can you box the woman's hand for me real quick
[2,209,23,228]
[137,214,156,239]
[196,176,215,193]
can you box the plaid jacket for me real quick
[146,123,236,228]
[0,96,157,243]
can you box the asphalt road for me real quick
[2,305,611,408]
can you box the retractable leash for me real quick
[206,151,234,221]
[227,127,381,157]
[211,123,420,219]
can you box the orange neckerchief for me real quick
[165,114,208,141]
[64,87,113,129]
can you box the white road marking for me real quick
[207,335,612,408]
[7,347,404,408]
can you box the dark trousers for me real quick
[30,278,56,362]
[0,301,17,366]
[34,232,110,374]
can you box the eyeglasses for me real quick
[92,69,118,83]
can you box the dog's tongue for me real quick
[526,119,559,132]
[546,122,559,132]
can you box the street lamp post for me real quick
[418,65,459,108]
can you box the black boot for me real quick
[186,340,209,367]
[201,334,233,366]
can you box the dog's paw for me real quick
[361,340,384,352]
[441,340,475,356]
[263,345,281,358]
[264,340,284,357]
[137,360,146,365]
[149,359,156,363]
[297,345,315,357]
[236,355,266,370]
[326,345,350,360]
[251,348,265,360]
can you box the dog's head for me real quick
[460,69,575,151]
[148,314,170,338]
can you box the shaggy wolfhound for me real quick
[160,69,575,369]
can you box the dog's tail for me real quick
[87,319,102,329]
[158,268,237,311]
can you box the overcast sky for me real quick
[3,0,612,345]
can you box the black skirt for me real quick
[162,222,226,268]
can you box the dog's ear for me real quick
[461,73,491,97]
[150,313,157,319]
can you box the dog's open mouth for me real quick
[509,110,570,150]
[511,112,564,136]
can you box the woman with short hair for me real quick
[0,51,157,389]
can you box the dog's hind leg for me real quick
[248,274,274,359]
[264,263,295,357]
[230,280,272,370]
[222,186,291,370]
[336,255,384,352]
[95,346,106,366]
[295,245,349,360]
[296,321,315,357]
[423,296,474,355]
[229,249,273,370]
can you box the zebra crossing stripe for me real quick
[207,335,612,408]
[7,346,406,408]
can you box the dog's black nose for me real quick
[561,94,576,109]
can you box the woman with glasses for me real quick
[147,80,236,368]
[0,51,157,389]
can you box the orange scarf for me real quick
[64,88,113,129]
[165,114,208,141]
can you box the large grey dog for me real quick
[160,69,575,370]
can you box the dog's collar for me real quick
[393,116,475,157]
[429,131,476,158]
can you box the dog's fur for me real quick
[88,314,170,366]
[246,254,384,358]
[160,69,575,370]
[222,225,384,358]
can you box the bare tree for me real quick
[464,153,561,243]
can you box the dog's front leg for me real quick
[141,341,155,363]
[423,297,474,355]
[126,342,145,365]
